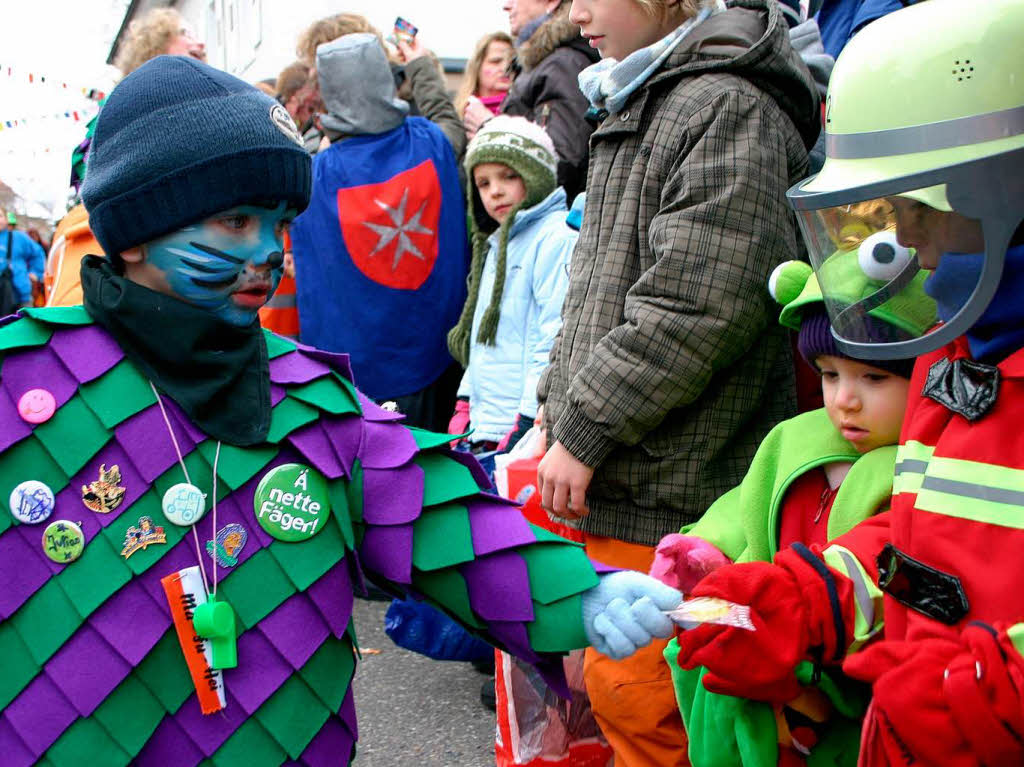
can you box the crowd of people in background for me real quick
[6,0,1024,765]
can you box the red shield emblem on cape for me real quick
[337,159,441,290]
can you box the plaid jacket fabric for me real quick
[539,0,821,546]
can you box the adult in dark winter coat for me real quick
[499,0,599,201]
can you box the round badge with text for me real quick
[9,480,56,524]
[253,463,331,542]
[42,519,85,564]
[162,483,208,526]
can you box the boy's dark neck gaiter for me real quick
[81,255,271,446]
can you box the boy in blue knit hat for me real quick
[0,54,683,765]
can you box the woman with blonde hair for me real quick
[115,7,206,76]
[456,31,515,139]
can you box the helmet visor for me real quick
[790,148,1024,360]
[796,196,944,359]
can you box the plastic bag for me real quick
[495,649,613,767]
[493,430,611,765]
[384,597,493,662]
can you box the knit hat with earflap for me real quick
[447,115,558,366]
[81,55,311,264]
[769,231,938,378]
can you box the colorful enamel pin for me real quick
[206,523,248,567]
[120,515,167,558]
[82,464,127,513]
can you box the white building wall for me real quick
[176,0,509,85]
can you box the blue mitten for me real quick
[581,571,682,659]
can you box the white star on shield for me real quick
[362,189,435,270]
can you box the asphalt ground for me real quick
[350,596,497,766]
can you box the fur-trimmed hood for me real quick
[519,8,596,71]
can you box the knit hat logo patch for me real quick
[336,159,441,290]
[269,103,304,147]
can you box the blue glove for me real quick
[581,571,682,660]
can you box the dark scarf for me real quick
[81,255,270,446]
[924,244,1024,363]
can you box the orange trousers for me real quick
[583,534,690,767]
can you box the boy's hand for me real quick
[537,441,594,519]
[581,571,682,659]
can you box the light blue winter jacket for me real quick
[458,187,576,442]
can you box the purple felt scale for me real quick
[305,561,355,641]
[488,620,541,666]
[3,673,78,757]
[355,391,403,423]
[358,421,418,469]
[298,707,356,766]
[287,421,345,479]
[462,551,535,622]
[49,325,123,384]
[88,581,171,665]
[0,530,52,619]
[271,384,287,407]
[447,449,493,491]
[134,714,205,767]
[0,715,35,767]
[114,405,194,484]
[298,346,354,385]
[359,524,414,585]
[55,440,147,528]
[466,498,537,557]
[43,625,131,717]
[1,345,80,412]
[256,594,329,670]
[171,689,247,756]
[163,397,206,447]
[228,630,293,715]
[269,352,331,385]
[0,385,32,452]
[321,416,361,476]
[361,463,423,525]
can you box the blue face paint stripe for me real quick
[189,241,246,264]
[179,259,230,274]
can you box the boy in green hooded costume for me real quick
[650,227,937,767]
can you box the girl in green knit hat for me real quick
[447,115,578,453]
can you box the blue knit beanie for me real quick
[82,56,311,261]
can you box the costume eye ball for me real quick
[858,230,914,281]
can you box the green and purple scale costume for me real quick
[0,306,606,766]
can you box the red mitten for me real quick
[447,398,470,447]
[675,544,855,703]
[649,534,731,593]
[845,624,1024,767]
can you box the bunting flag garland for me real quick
[3,63,108,102]
[0,109,97,131]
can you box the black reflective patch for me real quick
[876,543,969,625]
[922,356,1000,421]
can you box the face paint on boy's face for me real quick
[141,203,295,326]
